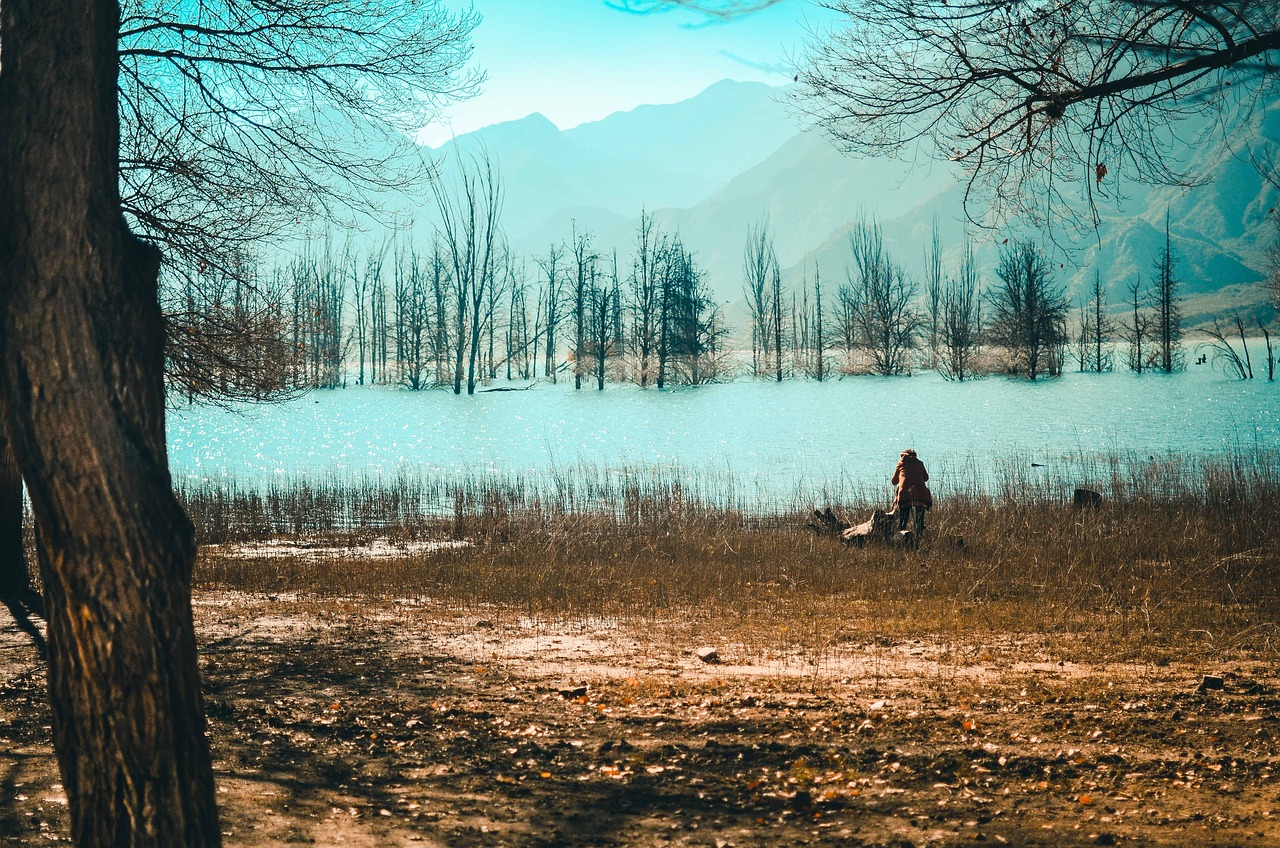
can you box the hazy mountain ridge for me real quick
[429,80,798,244]
[429,80,1275,325]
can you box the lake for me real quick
[168,360,1278,508]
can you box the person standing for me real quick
[891,448,931,536]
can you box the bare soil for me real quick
[2,593,1279,847]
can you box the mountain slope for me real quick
[430,80,800,242]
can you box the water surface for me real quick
[169,365,1277,505]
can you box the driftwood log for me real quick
[808,507,916,548]
[808,506,963,550]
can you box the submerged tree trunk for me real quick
[0,1,221,844]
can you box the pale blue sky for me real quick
[418,0,826,146]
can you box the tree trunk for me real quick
[0,1,221,845]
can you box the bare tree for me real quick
[986,241,1069,379]
[352,246,371,385]
[1260,321,1276,381]
[834,276,859,370]
[506,260,532,381]
[286,245,347,389]
[569,224,599,390]
[428,237,452,386]
[536,243,565,384]
[924,219,943,367]
[1150,213,1185,373]
[938,240,984,381]
[165,256,302,403]
[742,217,779,378]
[796,1,1280,224]
[847,218,920,375]
[1202,313,1256,379]
[1074,271,1115,372]
[588,258,615,390]
[393,244,432,390]
[629,211,667,387]
[813,263,827,381]
[1088,271,1115,373]
[1120,276,1150,373]
[486,247,513,382]
[769,248,786,382]
[431,150,505,395]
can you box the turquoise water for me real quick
[168,364,1278,505]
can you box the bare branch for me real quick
[795,0,1280,224]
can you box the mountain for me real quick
[428,80,798,244]
[419,80,1275,328]
[563,80,797,186]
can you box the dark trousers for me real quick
[898,502,926,535]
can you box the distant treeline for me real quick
[165,160,1277,402]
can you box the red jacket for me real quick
[892,455,931,508]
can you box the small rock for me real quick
[1093,833,1117,846]
[474,619,494,629]
[1197,674,1225,692]
[695,647,720,664]
[559,685,588,700]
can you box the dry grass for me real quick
[186,450,1280,663]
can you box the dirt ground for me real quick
[2,593,1279,847]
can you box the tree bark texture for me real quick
[0,1,221,845]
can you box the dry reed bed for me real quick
[186,451,1280,661]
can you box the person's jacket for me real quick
[892,456,931,508]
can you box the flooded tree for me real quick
[587,259,615,390]
[431,151,506,395]
[486,249,513,382]
[795,263,828,380]
[846,218,920,376]
[658,239,724,386]
[1121,276,1150,373]
[393,245,432,390]
[430,238,453,386]
[986,241,1068,380]
[351,246,389,386]
[630,212,667,387]
[1202,313,1256,380]
[742,217,781,379]
[923,220,943,369]
[287,247,347,389]
[570,225,600,390]
[937,240,983,382]
[166,256,300,402]
[1150,214,1185,373]
[536,243,565,383]
[1075,271,1115,373]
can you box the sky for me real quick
[417,0,826,147]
